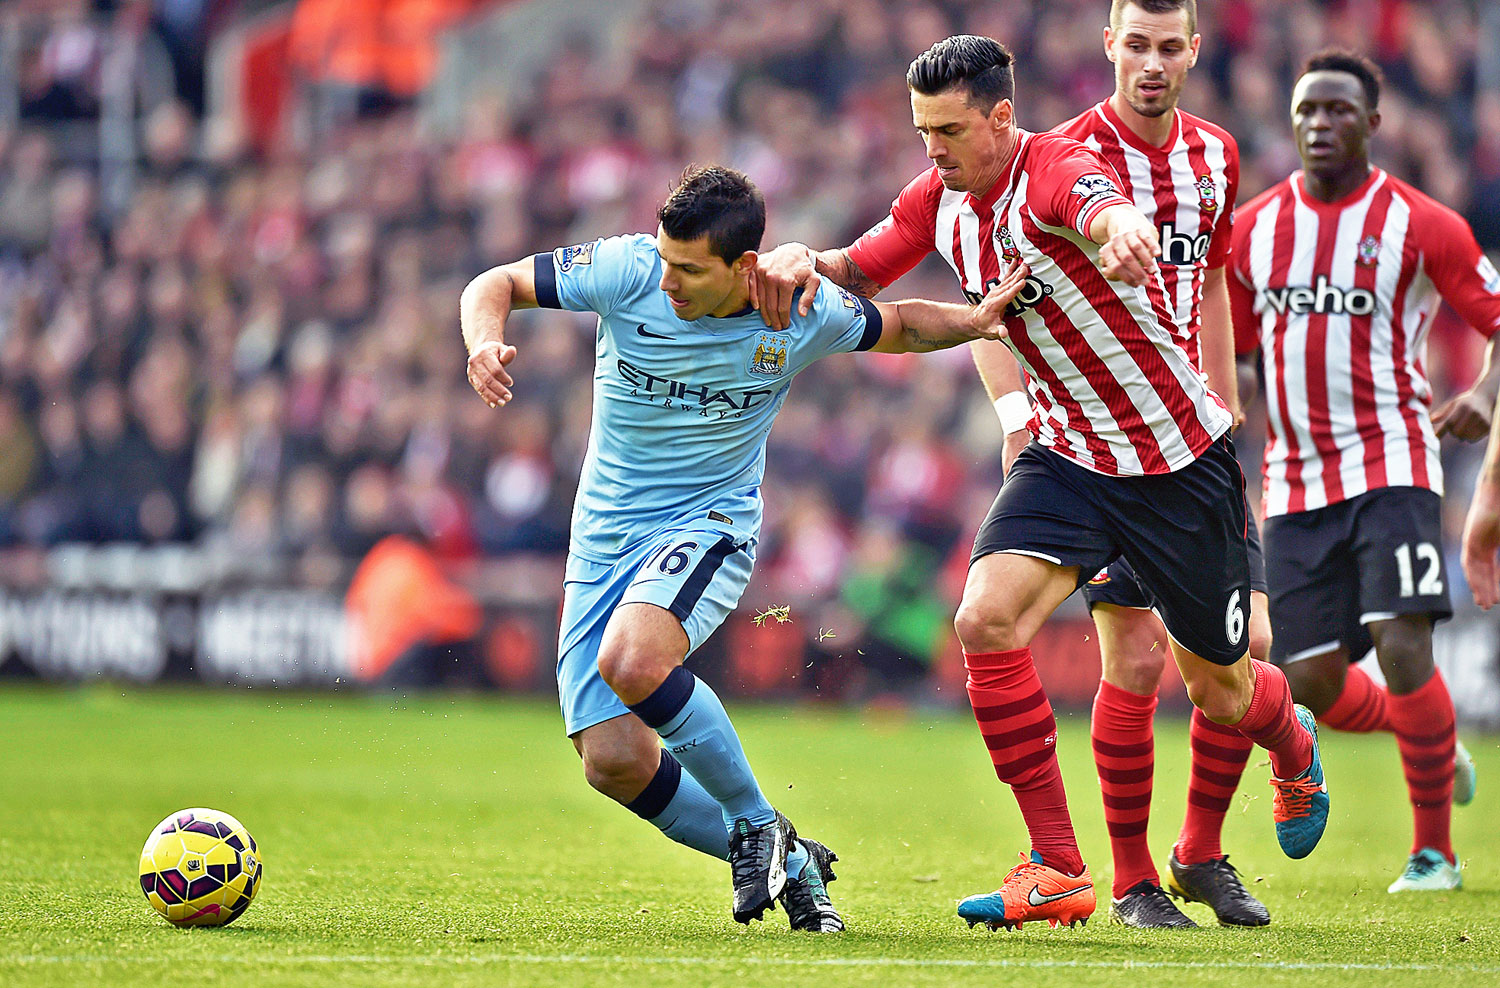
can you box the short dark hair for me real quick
[1302,49,1382,109]
[906,35,1015,114]
[1110,0,1197,36]
[656,165,765,264]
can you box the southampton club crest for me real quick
[995,225,1022,263]
[749,332,790,378]
[1196,175,1218,212]
[1357,234,1381,267]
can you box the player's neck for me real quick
[1302,160,1372,204]
[1108,91,1175,148]
[708,283,753,319]
[970,130,1020,201]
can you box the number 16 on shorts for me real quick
[619,528,754,646]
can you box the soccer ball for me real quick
[138,808,262,927]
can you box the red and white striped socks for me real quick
[965,647,1085,876]
[1091,680,1159,895]
[1231,660,1313,780]
[1174,708,1253,865]
[1387,670,1457,862]
[1320,665,1392,733]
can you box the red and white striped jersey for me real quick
[1054,101,1239,369]
[848,129,1232,477]
[1231,168,1500,517]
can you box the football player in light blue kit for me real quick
[461,165,1026,928]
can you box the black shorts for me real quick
[1263,486,1452,666]
[972,437,1252,665]
[1084,507,1267,609]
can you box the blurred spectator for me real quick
[345,533,485,687]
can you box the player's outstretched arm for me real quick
[460,259,538,408]
[1434,337,1500,442]
[1462,391,1500,608]
[868,263,1030,354]
[1089,203,1161,287]
[752,243,885,331]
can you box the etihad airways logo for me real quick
[616,357,780,417]
[1259,276,1377,316]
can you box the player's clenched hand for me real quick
[467,341,517,408]
[1098,226,1161,287]
[1462,482,1500,609]
[1432,390,1493,442]
[751,243,819,332]
[970,262,1030,340]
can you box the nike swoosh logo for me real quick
[637,325,672,340]
[1027,882,1092,907]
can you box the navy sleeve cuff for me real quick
[854,296,883,352]
[534,252,560,308]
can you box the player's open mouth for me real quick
[937,165,959,178]
[1139,82,1166,97]
[669,296,691,308]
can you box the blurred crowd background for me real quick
[1,0,1497,700]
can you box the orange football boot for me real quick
[957,851,1096,930]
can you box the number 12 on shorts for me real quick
[1394,542,1442,598]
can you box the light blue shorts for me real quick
[556,527,755,736]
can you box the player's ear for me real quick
[1367,110,1381,136]
[1103,26,1115,61]
[989,99,1013,131]
[1188,33,1201,68]
[733,250,758,277]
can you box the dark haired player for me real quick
[1232,51,1496,893]
[462,165,1028,927]
[1043,0,1269,930]
[755,36,1327,932]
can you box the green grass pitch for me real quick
[1,685,1495,988]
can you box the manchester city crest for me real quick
[749,332,790,377]
[1357,234,1381,267]
[1196,175,1218,212]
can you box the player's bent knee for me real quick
[1183,679,1244,723]
[954,598,1024,653]
[581,746,658,802]
[1103,651,1166,695]
[595,641,674,701]
[575,722,662,803]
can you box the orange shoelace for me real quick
[1270,775,1323,820]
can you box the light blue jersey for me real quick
[535,233,882,561]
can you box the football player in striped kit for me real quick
[1040,0,1269,931]
[1231,50,1497,894]
[753,34,1328,932]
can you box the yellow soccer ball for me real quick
[138,808,262,927]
